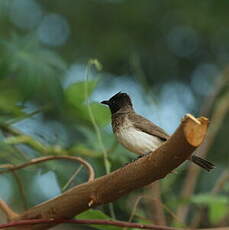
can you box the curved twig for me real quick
[0,200,19,222]
[0,156,95,182]
[11,171,28,210]
[0,218,229,230]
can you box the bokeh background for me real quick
[0,0,228,229]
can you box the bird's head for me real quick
[101,92,133,114]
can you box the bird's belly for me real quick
[116,127,163,155]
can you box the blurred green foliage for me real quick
[192,194,229,224]
[77,209,120,230]
[0,0,228,229]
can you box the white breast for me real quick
[115,123,163,155]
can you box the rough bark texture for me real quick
[6,114,208,230]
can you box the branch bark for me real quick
[1,114,209,230]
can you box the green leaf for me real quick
[0,34,66,105]
[76,209,120,230]
[192,194,229,224]
[89,102,110,126]
[65,81,110,126]
[209,202,228,224]
[1,34,66,77]
[0,82,25,117]
[192,194,228,205]
[65,80,97,105]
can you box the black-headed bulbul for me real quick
[101,92,215,171]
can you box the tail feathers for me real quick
[191,155,215,172]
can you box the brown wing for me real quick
[128,112,169,141]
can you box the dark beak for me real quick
[101,100,110,105]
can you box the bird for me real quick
[101,92,215,171]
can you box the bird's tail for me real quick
[191,155,215,172]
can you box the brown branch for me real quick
[0,155,95,182]
[0,114,208,230]
[176,91,229,223]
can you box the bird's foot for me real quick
[123,152,151,167]
[137,152,151,159]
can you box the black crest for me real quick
[101,92,133,114]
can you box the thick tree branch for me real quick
[2,114,209,230]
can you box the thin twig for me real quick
[84,61,110,174]
[126,195,144,229]
[1,124,69,156]
[62,165,83,191]
[6,108,45,125]
[11,171,28,210]
[125,194,183,230]
[0,155,95,182]
[211,170,229,194]
[1,218,229,230]
[0,123,23,136]
[1,122,109,159]
[0,200,18,221]
[146,182,167,225]
[2,130,48,154]
[84,60,115,218]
